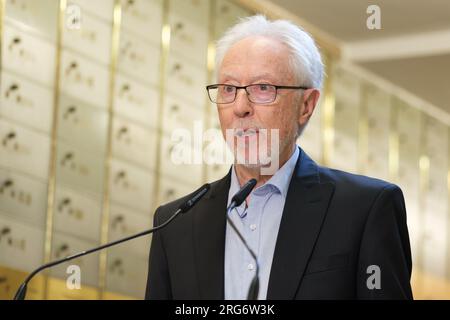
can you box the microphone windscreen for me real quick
[231,178,257,207]
[178,183,210,213]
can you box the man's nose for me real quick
[233,88,254,118]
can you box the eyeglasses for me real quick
[206,83,309,105]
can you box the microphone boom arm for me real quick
[13,183,210,300]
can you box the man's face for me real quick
[217,36,303,170]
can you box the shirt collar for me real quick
[227,145,300,211]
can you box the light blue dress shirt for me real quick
[224,146,300,300]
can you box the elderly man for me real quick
[146,15,413,300]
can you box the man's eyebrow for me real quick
[219,74,240,83]
[248,73,277,82]
[219,73,278,83]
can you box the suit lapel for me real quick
[192,172,230,299]
[267,149,335,299]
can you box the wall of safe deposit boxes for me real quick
[0,0,449,299]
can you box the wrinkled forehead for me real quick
[218,36,295,83]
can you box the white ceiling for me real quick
[267,0,450,114]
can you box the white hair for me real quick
[215,15,324,89]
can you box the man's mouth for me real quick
[234,128,259,137]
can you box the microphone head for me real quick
[178,183,210,213]
[231,178,257,207]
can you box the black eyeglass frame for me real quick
[206,83,310,104]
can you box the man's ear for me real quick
[298,89,320,126]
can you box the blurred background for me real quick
[0,0,449,299]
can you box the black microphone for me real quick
[13,183,211,300]
[229,178,257,209]
[226,178,260,300]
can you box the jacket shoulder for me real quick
[318,165,401,195]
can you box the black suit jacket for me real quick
[145,147,413,299]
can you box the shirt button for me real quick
[247,263,254,271]
[250,224,257,231]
